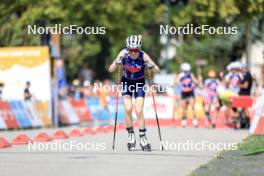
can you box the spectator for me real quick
[70,79,83,99]
[58,87,68,100]
[239,64,253,95]
[238,64,253,128]
[82,80,94,98]
[24,81,32,101]
[0,82,3,100]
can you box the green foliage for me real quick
[168,0,264,76]
[0,0,263,80]
[239,135,264,155]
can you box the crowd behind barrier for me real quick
[0,94,262,130]
[1,61,264,130]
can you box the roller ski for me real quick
[139,129,151,152]
[127,127,136,151]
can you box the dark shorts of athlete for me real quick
[181,91,195,100]
[121,77,145,98]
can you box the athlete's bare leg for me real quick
[189,97,198,127]
[123,95,133,127]
[181,99,188,127]
[135,97,145,129]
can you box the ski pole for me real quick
[112,64,121,150]
[147,68,164,151]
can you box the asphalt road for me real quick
[0,127,248,176]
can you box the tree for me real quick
[168,0,264,74]
[0,0,164,81]
[0,0,263,80]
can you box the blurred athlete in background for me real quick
[177,62,198,128]
[204,70,220,128]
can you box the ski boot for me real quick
[139,128,151,152]
[127,127,136,151]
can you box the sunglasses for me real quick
[129,48,139,53]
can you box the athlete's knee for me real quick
[124,104,133,114]
[135,108,143,118]
[181,101,187,108]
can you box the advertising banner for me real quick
[0,47,52,125]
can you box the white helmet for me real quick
[126,35,142,49]
[181,62,191,72]
[233,61,243,69]
[226,63,232,71]
[228,61,242,70]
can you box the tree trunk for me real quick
[245,19,252,70]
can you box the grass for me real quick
[238,135,264,155]
[189,135,264,176]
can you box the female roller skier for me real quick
[177,62,199,128]
[109,35,160,151]
[204,70,220,128]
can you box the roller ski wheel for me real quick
[140,143,151,152]
[127,142,136,151]
[139,135,151,152]
[127,141,136,151]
